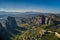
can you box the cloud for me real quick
[0,8,59,13]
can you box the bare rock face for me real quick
[49,18,53,24]
[0,23,9,40]
[45,16,53,25]
[0,23,5,36]
[0,23,3,40]
[31,15,54,25]
[36,15,45,24]
[31,15,45,25]
[0,23,3,32]
[36,16,42,24]
[5,16,20,35]
[5,16,26,34]
[5,16,17,31]
[0,16,27,40]
[45,16,49,24]
[0,17,17,40]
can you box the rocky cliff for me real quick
[31,15,54,25]
[0,16,27,40]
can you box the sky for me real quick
[0,0,60,13]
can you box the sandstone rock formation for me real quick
[45,16,53,25]
[5,16,17,32]
[31,15,45,25]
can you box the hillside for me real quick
[0,13,60,40]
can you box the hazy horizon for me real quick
[0,0,60,13]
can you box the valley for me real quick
[0,12,60,40]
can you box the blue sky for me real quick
[0,0,60,13]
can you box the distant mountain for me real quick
[0,11,60,20]
[0,11,40,19]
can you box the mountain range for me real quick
[0,12,60,40]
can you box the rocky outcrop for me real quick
[45,16,53,25]
[0,16,27,40]
[0,23,9,40]
[35,16,43,24]
[5,16,26,34]
[18,14,59,25]
[5,16,17,32]
[55,32,60,38]
[31,15,54,25]
[31,15,45,25]
[0,23,4,40]
[45,16,49,24]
